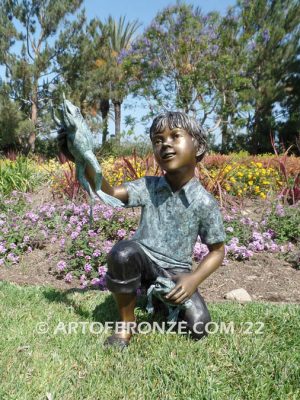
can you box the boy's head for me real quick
[149,111,208,162]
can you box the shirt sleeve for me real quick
[123,177,148,208]
[198,199,226,245]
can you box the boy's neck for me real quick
[164,170,195,193]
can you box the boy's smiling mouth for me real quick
[161,151,176,160]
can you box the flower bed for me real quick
[0,190,299,289]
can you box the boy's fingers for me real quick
[173,293,189,305]
[165,285,184,300]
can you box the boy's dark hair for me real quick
[149,111,208,162]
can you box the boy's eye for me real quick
[153,138,162,145]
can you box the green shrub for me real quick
[266,203,300,244]
[0,156,45,195]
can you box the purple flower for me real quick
[60,238,65,248]
[25,212,39,222]
[71,231,79,240]
[224,214,233,222]
[0,258,4,266]
[93,249,101,257]
[103,209,113,220]
[98,265,107,276]
[226,227,234,232]
[102,240,113,254]
[76,250,84,257]
[80,274,88,287]
[50,236,57,244]
[84,263,92,273]
[117,229,127,239]
[69,216,79,225]
[91,277,101,286]
[7,253,19,263]
[56,260,67,271]
[85,255,91,261]
[275,204,285,217]
[88,230,97,238]
[0,244,7,254]
[64,272,73,283]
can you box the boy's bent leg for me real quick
[105,240,160,347]
[179,290,211,340]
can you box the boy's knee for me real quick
[106,241,142,291]
[107,240,140,268]
[189,312,211,340]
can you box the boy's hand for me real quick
[164,273,198,305]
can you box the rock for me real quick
[224,288,252,303]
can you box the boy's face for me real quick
[152,126,198,174]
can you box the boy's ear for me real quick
[192,138,205,157]
[196,144,206,157]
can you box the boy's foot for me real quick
[103,334,130,350]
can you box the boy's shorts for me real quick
[106,240,211,339]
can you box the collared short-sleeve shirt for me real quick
[123,176,226,270]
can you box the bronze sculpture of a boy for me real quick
[59,111,226,349]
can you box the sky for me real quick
[84,0,234,29]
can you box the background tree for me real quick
[0,0,83,153]
[237,0,300,154]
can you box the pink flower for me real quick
[226,227,234,232]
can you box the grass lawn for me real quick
[0,281,299,400]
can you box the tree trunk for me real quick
[113,99,121,146]
[221,115,230,154]
[28,89,38,153]
[100,98,110,145]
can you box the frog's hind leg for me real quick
[81,150,103,192]
[76,162,95,226]
[82,150,124,207]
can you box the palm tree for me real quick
[104,16,140,145]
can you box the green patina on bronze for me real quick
[124,176,226,271]
[51,95,124,222]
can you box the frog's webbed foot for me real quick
[83,150,125,208]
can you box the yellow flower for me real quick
[248,181,253,186]
[230,177,236,183]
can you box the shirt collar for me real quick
[156,176,199,205]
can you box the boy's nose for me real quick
[161,137,173,147]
